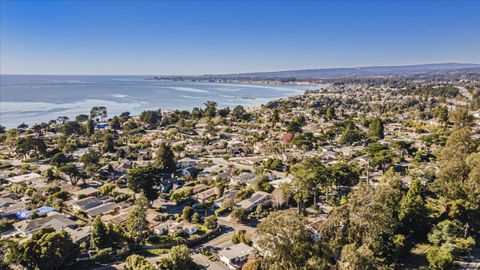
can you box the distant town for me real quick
[1,70,480,270]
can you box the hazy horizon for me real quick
[1,62,480,77]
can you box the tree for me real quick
[203,101,217,118]
[6,228,78,270]
[269,109,280,125]
[127,165,163,202]
[319,181,403,267]
[426,247,454,270]
[232,105,246,120]
[433,127,480,204]
[218,107,231,117]
[271,183,291,209]
[15,137,47,158]
[339,244,375,270]
[399,179,428,235]
[252,176,274,193]
[125,254,156,270]
[365,143,395,173]
[102,133,115,153]
[164,245,194,270]
[434,106,449,127]
[263,157,283,171]
[58,164,81,185]
[110,116,121,130]
[206,120,216,136]
[90,217,125,250]
[155,143,176,174]
[90,106,107,122]
[140,110,161,128]
[231,230,248,244]
[291,157,331,212]
[338,121,364,145]
[191,212,201,224]
[326,105,336,119]
[170,189,192,204]
[126,195,149,249]
[242,259,262,270]
[50,152,68,167]
[75,114,89,122]
[256,211,329,269]
[191,107,203,119]
[204,215,218,229]
[427,219,475,255]
[98,183,116,196]
[182,206,194,222]
[61,121,83,136]
[231,208,247,223]
[449,106,473,127]
[85,119,95,136]
[80,148,100,175]
[368,117,384,140]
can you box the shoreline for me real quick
[0,79,327,129]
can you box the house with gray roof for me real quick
[219,243,252,269]
[14,214,77,236]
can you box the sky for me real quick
[1,0,479,75]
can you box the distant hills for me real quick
[204,63,480,80]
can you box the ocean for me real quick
[0,75,318,128]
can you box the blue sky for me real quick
[1,0,479,75]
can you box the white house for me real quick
[219,243,252,269]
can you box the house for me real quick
[85,202,120,217]
[214,190,239,208]
[270,175,293,189]
[177,157,199,169]
[219,243,252,269]
[0,197,27,217]
[71,187,99,199]
[15,206,57,220]
[101,206,134,225]
[307,216,327,241]
[14,214,77,236]
[237,191,271,212]
[70,196,102,212]
[194,187,220,203]
[6,173,46,185]
[229,172,256,186]
[153,221,198,235]
[64,226,91,244]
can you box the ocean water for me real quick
[0,75,317,128]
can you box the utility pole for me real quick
[464,223,470,238]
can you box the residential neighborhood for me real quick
[1,76,480,270]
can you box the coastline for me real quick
[0,77,326,128]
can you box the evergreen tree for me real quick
[86,119,95,136]
[155,143,176,174]
[399,179,428,234]
[368,117,384,140]
[102,133,115,153]
[126,195,149,249]
[127,165,163,202]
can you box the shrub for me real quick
[426,247,454,270]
